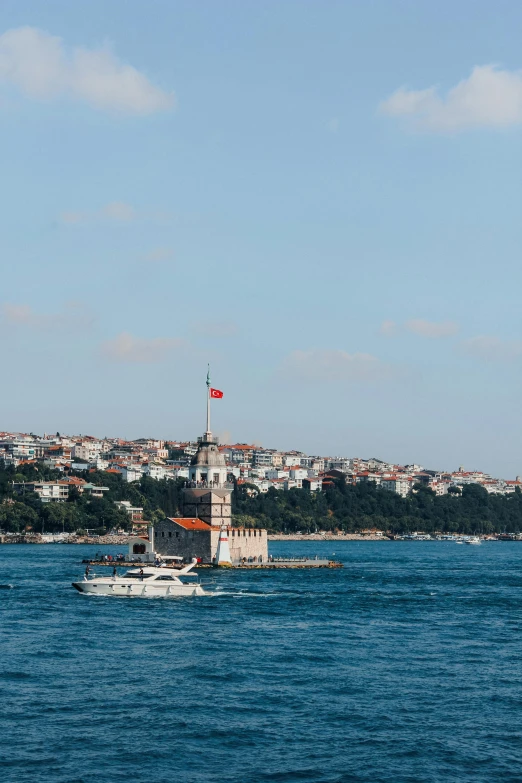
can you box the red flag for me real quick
[210,388,223,399]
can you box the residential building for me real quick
[381,476,413,498]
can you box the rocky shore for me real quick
[2,533,389,544]
[0,534,131,545]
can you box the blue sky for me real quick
[2,0,522,476]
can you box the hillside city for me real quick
[2,429,520,509]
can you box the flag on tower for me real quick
[210,388,223,399]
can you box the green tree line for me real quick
[0,462,185,534]
[232,477,522,535]
[2,462,522,535]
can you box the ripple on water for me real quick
[1,542,522,783]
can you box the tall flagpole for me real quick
[206,364,211,436]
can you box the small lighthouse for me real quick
[215,526,232,566]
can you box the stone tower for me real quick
[182,368,232,527]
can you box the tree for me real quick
[0,501,39,533]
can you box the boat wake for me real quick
[210,590,281,598]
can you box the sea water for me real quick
[1,541,521,783]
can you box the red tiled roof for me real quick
[166,517,212,531]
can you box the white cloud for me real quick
[380,65,522,131]
[379,319,459,338]
[282,349,392,383]
[59,202,175,225]
[0,26,174,114]
[142,247,175,263]
[60,211,85,224]
[379,320,398,337]
[460,335,522,362]
[405,319,459,338]
[2,301,93,330]
[102,202,135,222]
[100,332,184,363]
[59,201,136,224]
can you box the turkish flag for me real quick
[210,388,223,399]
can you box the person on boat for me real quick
[139,568,144,580]
[84,565,90,580]
[112,566,117,578]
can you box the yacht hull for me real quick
[72,581,206,597]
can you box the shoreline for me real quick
[1,533,388,545]
[267,533,388,541]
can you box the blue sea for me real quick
[1,541,522,783]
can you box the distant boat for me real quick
[464,537,481,545]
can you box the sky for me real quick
[1,0,522,476]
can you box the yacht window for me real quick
[123,573,148,578]
[155,575,176,581]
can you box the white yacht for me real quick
[72,559,206,597]
[464,536,481,545]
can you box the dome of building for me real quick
[190,441,226,468]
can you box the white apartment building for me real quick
[114,500,144,521]
[0,438,45,464]
[145,448,169,460]
[252,450,274,467]
[289,468,309,481]
[328,458,352,472]
[381,476,413,498]
[303,477,323,492]
[73,442,102,462]
[429,480,450,496]
[112,466,143,483]
[12,481,70,502]
[142,463,179,481]
[282,454,304,467]
[266,468,289,480]
[248,478,270,493]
